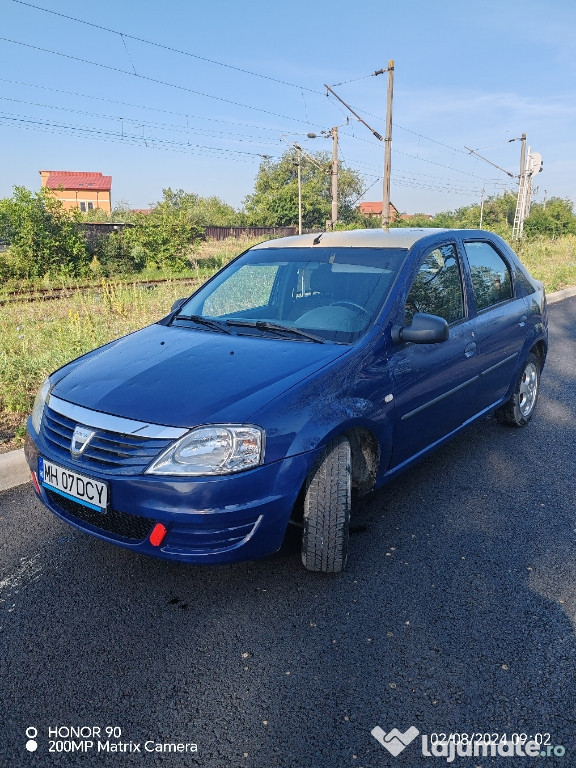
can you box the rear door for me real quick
[388,241,480,469]
[462,239,529,411]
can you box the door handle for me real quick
[464,341,477,358]
[519,314,527,327]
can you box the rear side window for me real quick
[464,241,513,310]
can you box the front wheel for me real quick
[301,436,351,573]
[495,352,540,427]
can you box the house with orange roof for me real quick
[39,170,112,213]
[357,201,399,220]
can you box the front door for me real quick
[388,242,479,469]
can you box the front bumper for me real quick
[25,429,313,565]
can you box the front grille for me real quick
[46,489,155,541]
[42,405,174,476]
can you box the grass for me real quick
[0,234,258,297]
[1,233,574,450]
[0,237,262,450]
[516,234,576,292]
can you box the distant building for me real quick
[358,201,399,219]
[39,170,112,213]
[400,213,434,221]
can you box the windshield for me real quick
[173,246,408,344]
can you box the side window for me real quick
[406,243,464,324]
[464,241,513,310]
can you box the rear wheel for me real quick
[496,352,540,427]
[301,436,351,573]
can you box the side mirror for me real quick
[391,312,449,345]
[171,297,187,313]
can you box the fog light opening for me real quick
[149,523,168,547]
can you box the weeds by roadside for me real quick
[0,281,196,448]
[0,238,262,450]
[516,234,576,292]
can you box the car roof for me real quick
[252,227,451,250]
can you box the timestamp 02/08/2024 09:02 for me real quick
[371,726,567,761]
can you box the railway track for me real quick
[0,276,200,306]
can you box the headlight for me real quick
[146,425,264,476]
[30,376,52,434]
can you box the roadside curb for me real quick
[2,286,575,493]
[0,448,29,493]
[546,285,576,305]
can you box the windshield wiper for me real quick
[174,314,232,334]
[226,319,324,343]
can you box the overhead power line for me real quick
[0,37,319,126]
[0,114,278,161]
[0,97,285,146]
[1,72,498,190]
[325,91,477,158]
[6,3,499,196]
[8,0,499,170]
[9,0,323,95]
[2,5,517,209]
[0,77,306,136]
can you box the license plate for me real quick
[39,457,108,513]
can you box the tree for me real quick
[0,186,88,279]
[524,197,576,237]
[148,188,240,228]
[390,192,518,238]
[121,188,207,271]
[243,150,365,228]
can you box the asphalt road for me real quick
[1,297,575,768]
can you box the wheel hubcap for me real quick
[518,362,538,417]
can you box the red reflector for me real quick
[149,523,168,547]
[31,471,41,495]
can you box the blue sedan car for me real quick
[25,228,548,572]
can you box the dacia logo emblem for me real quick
[71,425,96,458]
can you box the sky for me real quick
[1,0,575,215]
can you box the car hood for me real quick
[52,323,349,427]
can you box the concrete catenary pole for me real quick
[330,126,338,229]
[382,60,394,228]
[518,133,527,194]
[297,146,303,235]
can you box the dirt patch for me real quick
[0,413,26,454]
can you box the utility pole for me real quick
[510,136,542,239]
[381,60,394,228]
[306,128,340,229]
[282,135,326,234]
[511,133,528,239]
[325,62,395,229]
[295,145,303,235]
[518,133,527,189]
[465,136,541,239]
[330,126,338,229]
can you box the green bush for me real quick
[95,231,147,276]
[0,187,89,279]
